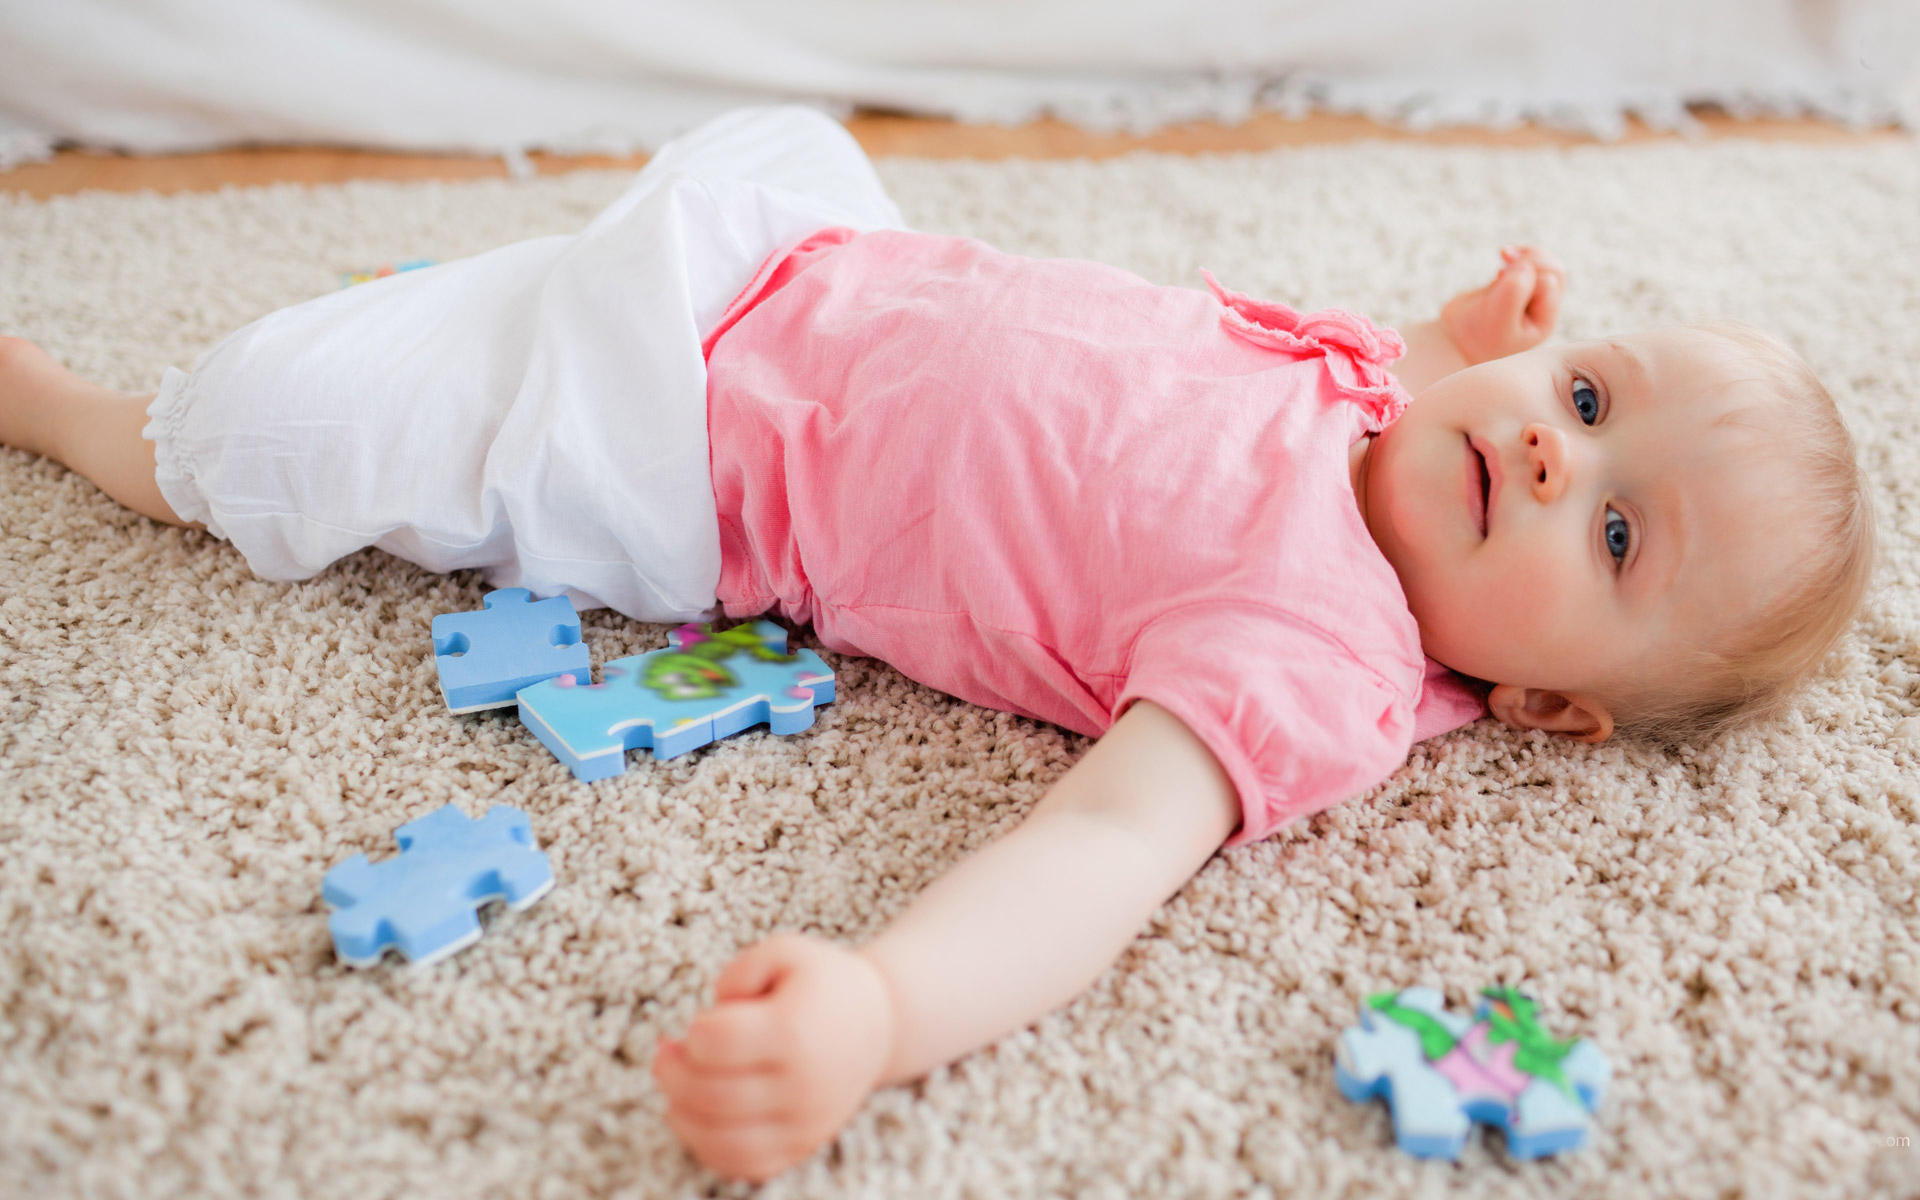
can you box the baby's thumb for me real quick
[713,935,804,1003]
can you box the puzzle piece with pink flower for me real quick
[1335,986,1611,1160]
[515,620,834,781]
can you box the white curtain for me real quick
[3,0,1915,168]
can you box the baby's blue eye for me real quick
[1573,379,1601,425]
[1604,506,1631,564]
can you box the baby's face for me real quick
[1360,327,1808,710]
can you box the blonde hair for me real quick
[1611,321,1877,747]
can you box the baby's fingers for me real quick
[653,1037,788,1122]
[1502,246,1565,331]
[1501,244,1564,276]
[714,935,805,1003]
[1523,265,1564,337]
[1487,257,1540,327]
[682,1000,785,1070]
[664,1104,810,1182]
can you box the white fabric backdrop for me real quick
[2,0,1917,168]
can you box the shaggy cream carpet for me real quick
[3,137,1919,1200]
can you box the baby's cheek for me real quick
[1496,558,1574,632]
[1448,557,1568,668]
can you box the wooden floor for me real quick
[2,109,1906,200]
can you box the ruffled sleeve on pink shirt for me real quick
[1119,605,1423,846]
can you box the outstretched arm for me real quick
[862,698,1239,1082]
[1391,245,1566,396]
[653,699,1241,1180]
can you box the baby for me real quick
[0,108,1875,1179]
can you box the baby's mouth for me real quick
[1466,434,1490,537]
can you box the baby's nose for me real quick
[1523,423,1570,503]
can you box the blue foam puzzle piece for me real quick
[1334,986,1609,1161]
[431,588,592,713]
[516,620,834,781]
[322,804,555,967]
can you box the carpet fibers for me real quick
[3,139,1919,1199]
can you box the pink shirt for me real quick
[703,228,1486,844]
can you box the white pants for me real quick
[143,106,904,621]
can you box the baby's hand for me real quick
[1439,245,1566,364]
[653,933,895,1181]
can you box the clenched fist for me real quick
[1439,245,1566,365]
[654,933,895,1182]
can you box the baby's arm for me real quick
[1391,245,1565,395]
[652,699,1240,1181]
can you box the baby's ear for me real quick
[1486,685,1614,743]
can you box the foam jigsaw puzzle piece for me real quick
[431,587,592,713]
[516,620,834,781]
[322,804,555,967]
[1334,986,1608,1161]
[1336,998,1474,1158]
